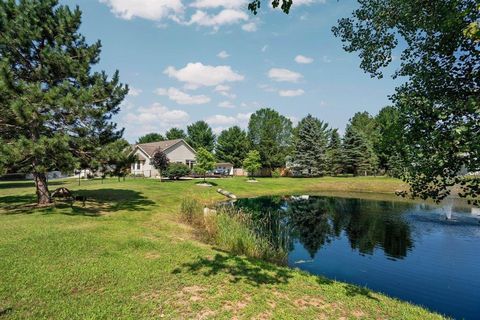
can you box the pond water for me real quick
[233,195,480,320]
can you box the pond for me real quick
[233,195,480,320]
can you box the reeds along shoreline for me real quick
[180,198,287,264]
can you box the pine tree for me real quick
[342,126,378,176]
[325,129,343,176]
[186,121,215,152]
[165,128,187,140]
[0,1,128,204]
[292,115,330,176]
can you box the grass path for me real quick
[0,177,445,319]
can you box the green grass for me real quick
[0,176,446,319]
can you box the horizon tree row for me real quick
[137,106,405,177]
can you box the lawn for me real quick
[0,176,445,319]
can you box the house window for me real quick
[136,162,141,170]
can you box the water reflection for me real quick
[232,195,480,320]
[235,196,415,260]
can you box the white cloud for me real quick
[261,45,268,52]
[121,102,189,141]
[191,0,247,9]
[241,22,257,32]
[294,55,314,64]
[128,87,143,96]
[279,89,305,97]
[258,83,277,92]
[100,0,184,21]
[217,50,230,59]
[205,114,237,126]
[322,55,332,63]
[218,101,236,108]
[268,68,303,82]
[164,62,244,89]
[155,87,211,105]
[214,85,236,99]
[187,9,248,29]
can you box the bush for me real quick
[272,168,281,178]
[165,163,191,180]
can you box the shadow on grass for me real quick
[0,189,155,216]
[0,307,13,316]
[344,284,379,301]
[172,252,293,287]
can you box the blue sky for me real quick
[61,0,403,143]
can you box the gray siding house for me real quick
[130,139,196,177]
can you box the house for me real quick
[130,139,196,177]
[214,162,234,175]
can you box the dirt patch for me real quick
[196,183,213,187]
[294,296,326,310]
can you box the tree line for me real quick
[138,106,404,177]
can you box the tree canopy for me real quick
[292,114,330,176]
[243,150,262,179]
[215,126,249,168]
[194,147,216,182]
[248,108,293,169]
[187,121,215,153]
[137,133,164,144]
[165,127,187,140]
[333,0,480,204]
[0,0,127,203]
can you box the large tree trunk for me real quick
[34,172,51,205]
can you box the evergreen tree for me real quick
[165,127,187,140]
[95,139,135,182]
[187,121,215,152]
[292,115,330,176]
[248,108,293,169]
[325,129,343,176]
[342,126,378,176]
[137,133,164,144]
[215,126,249,168]
[0,1,127,204]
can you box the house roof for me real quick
[216,162,233,166]
[134,139,195,158]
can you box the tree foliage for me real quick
[243,150,262,179]
[292,114,330,176]
[342,125,378,176]
[333,0,480,204]
[165,127,187,140]
[151,148,169,178]
[248,108,293,169]
[194,147,216,182]
[165,162,191,180]
[95,139,134,180]
[0,0,127,203]
[187,121,215,153]
[325,129,343,176]
[137,133,164,144]
[215,126,249,168]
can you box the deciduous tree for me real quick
[215,126,249,168]
[194,147,216,182]
[243,150,262,180]
[151,148,169,181]
[137,133,164,144]
[165,127,187,140]
[187,121,215,152]
[248,108,293,170]
[333,0,480,203]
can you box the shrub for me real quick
[272,168,281,178]
[165,163,191,180]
